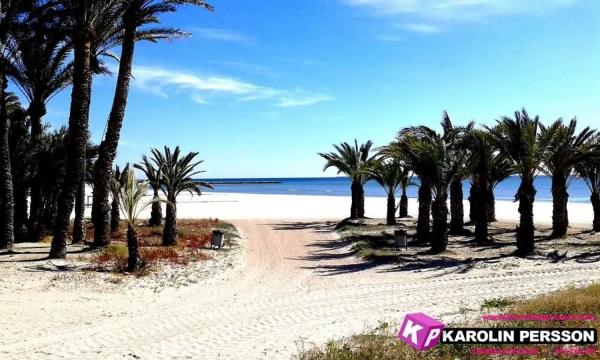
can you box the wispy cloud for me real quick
[344,0,579,33]
[190,28,253,44]
[130,65,332,108]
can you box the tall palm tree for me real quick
[319,140,377,219]
[540,118,596,237]
[134,155,163,226]
[49,0,123,258]
[118,169,151,272]
[150,146,212,246]
[72,143,98,244]
[487,109,553,256]
[399,115,467,253]
[575,137,600,232]
[369,159,408,225]
[92,0,213,248]
[378,142,413,218]
[0,0,31,250]
[8,2,73,240]
[6,93,31,243]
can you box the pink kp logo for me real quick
[398,312,445,351]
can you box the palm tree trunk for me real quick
[149,190,162,227]
[92,12,137,247]
[162,201,177,246]
[13,180,29,243]
[399,187,408,218]
[127,223,143,272]
[516,180,536,257]
[449,176,464,234]
[431,191,449,253]
[72,179,86,244]
[110,196,120,233]
[474,177,489,243]
[551,172,569,237]
[350,181,365,219]
[49,32,93,258]
[0,73,15,250]
[591,192,600,232]
[416,181,431,244]
[27,100,46,241]
[468,183,477,224]
[487,187,496,222]
[386,193,396,225]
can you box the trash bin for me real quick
[394,229,407,250]
[211,230,225,249]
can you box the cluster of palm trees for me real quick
[0,0,213,258]
[320,110,600,257]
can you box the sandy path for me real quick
[2,220,600,359]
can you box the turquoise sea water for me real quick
[200,176,592,203]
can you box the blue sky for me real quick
[39,0,600,178]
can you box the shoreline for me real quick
[108,191,594,226]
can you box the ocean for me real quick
[200,176,592,203]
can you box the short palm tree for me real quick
[369,159,408,225]
[487,154,514,222]
[540,118,596,237]
[464,129,497,242]
[398,115,467,253]
[487,109,553,256]
[134,155,163,227]
[377,142,413,218]
[150,146,212,246]
[118,169,151,272]
[575,136,600,231]
[110,163,130,233]
[319,140,377,219]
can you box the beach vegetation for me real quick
[148,146,213,246]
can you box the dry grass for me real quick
[89,218,232,273]
[296,284,600,360]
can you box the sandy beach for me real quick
[148,191,595,225]
[1,192,600,359]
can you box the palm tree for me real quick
[6,93,31,243]
[540,118,596,237]
[8,3,73,240]
[369,159,408,225]
[378,142,413,218]
[118,169,151,272]
[150,146,212,246]
[319,140,377,219]
[0,1,29,250]
[464,129,496,243]
[49,0,123,258]
[72,143,98,244]
[134,155,163,226]
[92,0,213,248]
[398,115,467,253]
[487,109,553,256]
[487,154,513,222]
[109,164,130,234]
[575,137,600,232]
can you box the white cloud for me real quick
[191,28,253,44]
[130,65,332,108]
[399,23,443,34]
[344,0,579,32]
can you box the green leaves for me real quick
[148,145,212,201]
[318,139,378,185]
